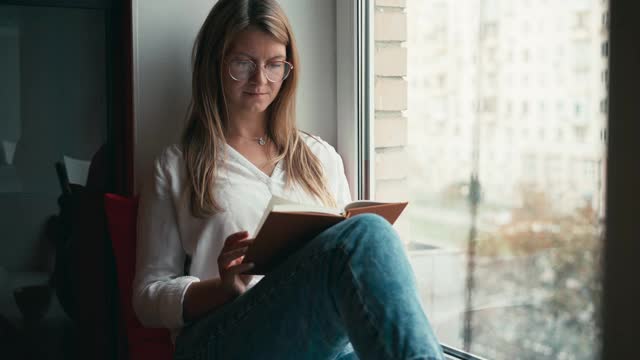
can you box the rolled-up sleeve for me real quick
[132,153,200,330]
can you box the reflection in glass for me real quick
[0,5,106,271]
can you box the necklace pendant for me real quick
[258,137,266,146]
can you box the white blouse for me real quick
[132,133,352,340]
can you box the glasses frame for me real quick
[225,59,294,83]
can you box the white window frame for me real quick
[336,0,374,201]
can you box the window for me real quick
[367,0,608,358]
[0,2,130,358]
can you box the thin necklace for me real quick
[233,133,268,146]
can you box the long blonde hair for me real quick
[182,0,336,217]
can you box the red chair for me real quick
[104,194,174,360]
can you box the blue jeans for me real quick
[174,214,444,360]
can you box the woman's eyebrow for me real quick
[230,52,286,61]
[229,52,254,59]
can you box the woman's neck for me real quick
[227,110,268,138]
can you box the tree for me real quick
[469,187,602,360]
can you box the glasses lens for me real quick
[229,60,254,80]
[266,62,292,82]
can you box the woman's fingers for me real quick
[224,238,254,251]
[231,255,245,265]
[223,231,249,248]
[218,246,248,268]
[226,262,255,276]
[219,232,255,273]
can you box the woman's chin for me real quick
[239,101,271,114]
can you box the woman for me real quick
[132,0,444,359]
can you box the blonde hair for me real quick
[181,0,336,217]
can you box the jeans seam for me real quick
[336,243,396,360]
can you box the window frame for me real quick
[601,0,640,358]
[336,0,374,201]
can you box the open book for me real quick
[242,196,408,274]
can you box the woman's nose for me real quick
[249,66,268,84]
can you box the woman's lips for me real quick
[244,91,268,96]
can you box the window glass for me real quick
[0,5,107,271]
[371,1,608,358]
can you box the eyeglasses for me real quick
[226,59,294,83]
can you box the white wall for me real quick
[133,0,337,191]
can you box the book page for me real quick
[344,200,388,211]
[253,196,342,235]
[272,203,342,216]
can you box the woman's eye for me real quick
[267,63,283,70]
[235,61,253,70]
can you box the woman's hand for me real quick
[217,231,255,298]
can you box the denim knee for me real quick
[339,213,400,251]
[348,213,391,228]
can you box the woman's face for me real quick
[222,28,288,116]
